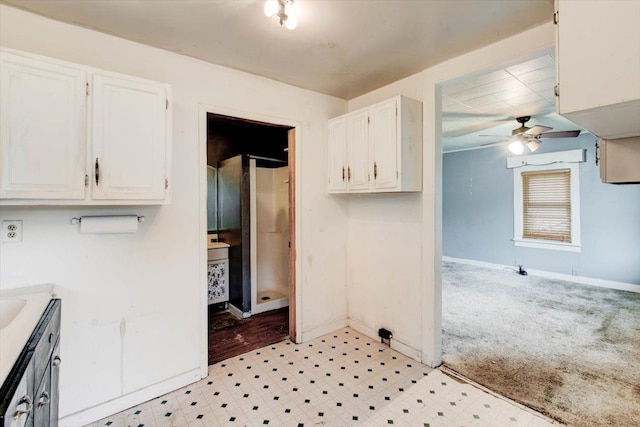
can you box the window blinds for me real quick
[522,169,571,242]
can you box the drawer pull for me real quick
[38,391,50,408]
[13,395,32,420]
[53,356,62,367]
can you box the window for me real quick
[510,150,583,252]
[522,169,571,242]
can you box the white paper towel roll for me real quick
[80,216,139,234]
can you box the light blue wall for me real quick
[443,133,640,285]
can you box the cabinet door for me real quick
[557,0,640,115]
[208,259,229,303]
[369,99,398,190]
[33,364,51,427]
[327,117,348,192]
[49,342,60,427]
[91,73,168,200]
[0,51,87,199]
[346,110,370,191]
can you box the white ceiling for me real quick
[1,0,553,100]
[441,54,584,152]
[2,0,571,151]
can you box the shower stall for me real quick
[217,154,289,317]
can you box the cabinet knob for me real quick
[53,355,62,367]
[13,395,32,420]
[38,391,50,408]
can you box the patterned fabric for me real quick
[208,262,227,303]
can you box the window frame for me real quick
[513,161,581,253]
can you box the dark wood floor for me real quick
[208,306,289,365]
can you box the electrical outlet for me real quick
[2,220,23,243]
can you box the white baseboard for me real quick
[301,317,348,342]
[347,318,422,363]
[60,368,201,427]
[443,256,640,294]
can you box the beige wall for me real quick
[0,5,348,424]
[341,23,555,366]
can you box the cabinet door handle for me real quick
[342,166,345,182]
[13,395,32,420]
[347,167,351,181]
[53,355,62,367]
[95,158,100,186]
[374,162,378,179]
[38,391,50,408]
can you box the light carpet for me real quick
[442,261,640,427]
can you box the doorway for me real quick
[203,112,297,366]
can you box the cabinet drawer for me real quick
[207,247,228,261]
[32,302,61,384]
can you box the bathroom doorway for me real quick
[205,113,296,365]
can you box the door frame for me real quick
[198,104,302,376]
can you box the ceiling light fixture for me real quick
[264,0,297,30]
[508,138,525,155]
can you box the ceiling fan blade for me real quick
[538,130,581,139]
[524,125,553,136]
[478,134,510,137]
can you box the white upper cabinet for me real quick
[91,73,168,200]
[0,51,87,199]
[369,99,398,190]
[327,96,422,194]
[0,48,172,205]
[345,109,370,191]
[556,0,640,139]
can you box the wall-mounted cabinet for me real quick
[555,0,640,139]
[599,136,640,184]
[0,48,172,205]
[327,96,422,194]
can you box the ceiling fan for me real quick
[480,116,581,154]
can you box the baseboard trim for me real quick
[347,318,422,362]
[59,368,201,427]
[301,318,348,342]
[228,303,251,319]
[443,256,640,294]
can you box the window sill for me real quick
[513,239,582,253]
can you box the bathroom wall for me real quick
[255,166,289,296]
[206,166,217,231]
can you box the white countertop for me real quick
[208,241,230,249]
[0,288,54,386]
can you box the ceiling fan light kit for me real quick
[264,0,297,30]
[483,116,581,154]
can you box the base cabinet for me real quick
[0,300,61,427]
[208,246,230,304]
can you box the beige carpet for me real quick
[442,261,640,427]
